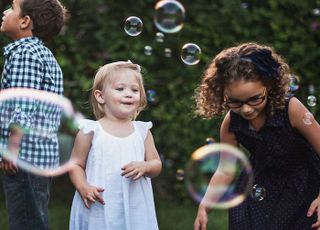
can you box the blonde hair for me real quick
[195,42,291,118]
[90,61,147,120]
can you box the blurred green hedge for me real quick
[1,0,319,202]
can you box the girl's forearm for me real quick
[145,159,162,178]
[200,171,234,211]
[69,166,88,191]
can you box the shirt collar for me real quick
[3,36,43,56]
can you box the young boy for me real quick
[0,0,67,229]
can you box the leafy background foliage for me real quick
[1,0,320,217]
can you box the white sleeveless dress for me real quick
[69,119,159,230]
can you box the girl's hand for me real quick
[121,161,147,180]
[78,185,105,209]
[194,204,209,230]
[307,194,320,229]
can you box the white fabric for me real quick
[69,119,159,230]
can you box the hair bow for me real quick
[240,50,280,80]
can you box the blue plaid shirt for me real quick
[0,36,64,169]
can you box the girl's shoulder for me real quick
[133,120,153,128]
[133,121,153,140]
[287,96,311,128]
[78,119,99,134]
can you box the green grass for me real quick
[0,176,228,229]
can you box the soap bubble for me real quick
[0,88,79,177]
[154,0,185,33]
[307,95,317,107]
[185,143,253,209]
[181,43,201,65]
[124,16,143,36]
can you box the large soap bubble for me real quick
[154,0,185,33]
[0,88,80,177]
[185,143,253,209]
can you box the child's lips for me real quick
[243,112,254,118]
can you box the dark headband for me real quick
[240,49,280,80]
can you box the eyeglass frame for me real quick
[224,87,267,109]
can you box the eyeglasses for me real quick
[225,88,267,109]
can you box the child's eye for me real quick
[132,89,139,92]
[116,88,124,91]
[250,98,260,102]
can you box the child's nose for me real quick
[125,90,133,98]
[241,104,252,113]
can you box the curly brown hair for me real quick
[195,42,291,118]
[20,0,68,42]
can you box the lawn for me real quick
[0,175,228,229]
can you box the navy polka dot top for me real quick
[228,97,320,230]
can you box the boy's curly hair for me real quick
[195,42,291,118]
[20,0,68,42]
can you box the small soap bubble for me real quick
[124,16,143,36]
[164,48,172,58]
[308,84,315,94]
[155,32,165,43]
[154,0,185,33]
[206,137,215,145]
[240,2,249,9]
[147,89,157,103]
[176,169,185,181]
[288,74,300,93]
[312,8,320,16]
[307,95,317,107]
[144,46,153,56]
[250,184,266,201]
[181,43,201,65]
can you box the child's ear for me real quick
[19,15,32,30]
[94,90,105,104]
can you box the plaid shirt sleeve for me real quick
[6,50,44,129]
